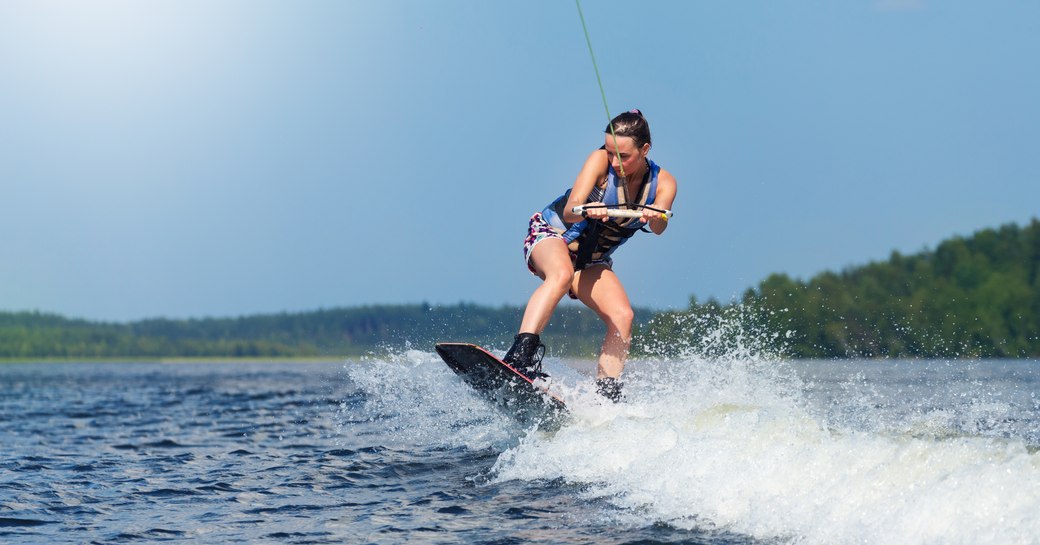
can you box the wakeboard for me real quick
[435,342,568,430]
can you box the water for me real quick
[2,353,1038,544]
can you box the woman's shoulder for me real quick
[655,165,676,185]
[587,146,609,161]
[580,148,610,170]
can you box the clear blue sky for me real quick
[2,1,1038,322]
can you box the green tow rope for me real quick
[575,0,627,180]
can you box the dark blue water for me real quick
[0,361,747,544]
[3,355,1039,544]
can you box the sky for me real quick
[1,1,1038,322]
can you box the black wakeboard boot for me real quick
[595,377,624,403]
[502,333,548,380]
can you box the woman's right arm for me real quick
[562,149,610,224]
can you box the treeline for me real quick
[3,220,1038,360]
[0,304,654,360]
[645,219,1040,358]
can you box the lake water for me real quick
[2,351,1038,544]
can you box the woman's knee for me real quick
[605,305,635,334]
[542,267,573,294]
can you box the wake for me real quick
[343,310,1040,544]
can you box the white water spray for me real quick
[492,309,1040,544]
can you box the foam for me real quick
[342,335,1040,544]
[341,349,518,451]
[492,355,1040,544]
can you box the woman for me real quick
[503,109,677,402]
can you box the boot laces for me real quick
[527,342,548,380]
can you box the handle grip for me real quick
[571,205,672,220]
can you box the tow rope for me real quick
[575,0,627,181]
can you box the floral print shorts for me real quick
[522,213,564,275]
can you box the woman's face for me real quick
[604,134,648,178]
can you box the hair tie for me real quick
[629,109,641,115]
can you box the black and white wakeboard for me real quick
[435,342,567,430]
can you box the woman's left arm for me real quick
[644,168,677,235]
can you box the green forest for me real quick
[0,303,654,360]
[2,219,1038,360]
[646,219,1040,359]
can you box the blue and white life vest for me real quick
[540,157,660,267]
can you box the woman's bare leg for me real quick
[519,238,574,334]
[571,266,635,378]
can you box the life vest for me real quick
[540,157,660,269]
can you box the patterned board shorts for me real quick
[523,213,612,278]
[523,213,563,274]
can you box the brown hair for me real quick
[605,109,651,149]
